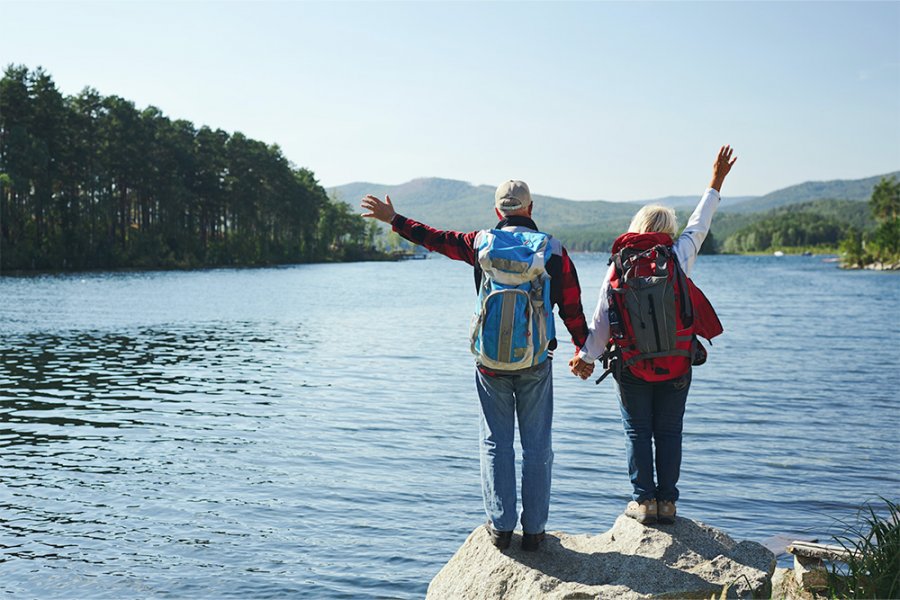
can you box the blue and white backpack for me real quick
[470,229,556,371]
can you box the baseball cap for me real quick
[494,180,533,213]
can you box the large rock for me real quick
[427,515,775,599]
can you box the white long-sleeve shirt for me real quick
[578,188,721,362]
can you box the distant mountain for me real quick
[626,195,757,208]
[329,171,899,251]
[329,177,637,234]
[720,172,900,213]
[708,198,876,242]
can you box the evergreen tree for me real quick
[0,65,381,272]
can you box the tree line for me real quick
[0,65,379,272]
[718,177,899,261]
[840,176,900,267]
[721,212,846,253]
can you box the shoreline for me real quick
[840,259,900,271]
[0,251,400,278]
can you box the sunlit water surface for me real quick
[1,255,898,598]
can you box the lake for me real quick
[1,254,898,598]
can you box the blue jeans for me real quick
[475,359,553,534]
[615,368,691,503]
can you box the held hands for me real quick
[361,195,397,223]
[709,145,737,192]
[569,355,595,380]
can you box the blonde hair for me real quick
[628,204,678,237]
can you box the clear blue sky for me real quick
[2,1,898,201]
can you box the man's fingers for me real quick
[385,195,393,207]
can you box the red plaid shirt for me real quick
[391,213,589,351]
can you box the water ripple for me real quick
[0,259,898,597]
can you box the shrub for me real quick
[828,498,900,599]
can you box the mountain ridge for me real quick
[330,170,898,216]
[328,171,899,250]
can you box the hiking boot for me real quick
[658,500,677,524]
[485,522,512,550]
[625,499,658,525]
[521,531,545,552]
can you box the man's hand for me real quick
[569,355,595,380]
[709,145,737,192]
[361,195,397,223]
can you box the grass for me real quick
[828,498,900,599]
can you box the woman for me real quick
[570,145,737,525]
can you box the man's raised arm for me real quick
[361,195,477,264]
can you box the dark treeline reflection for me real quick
[0,65,378,271]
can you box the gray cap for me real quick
[494,180,533,213]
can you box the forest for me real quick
[0,65,379,272]
[720,178,899,262]
[839,176,900,267]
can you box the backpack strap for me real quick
[595,343,622,384]
[667,246,694,327]
[621,348,691,369]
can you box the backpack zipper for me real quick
[648,294,662,351]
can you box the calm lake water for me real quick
[1,255,898,598]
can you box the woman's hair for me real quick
[628,204,678,237]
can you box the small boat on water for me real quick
[773,251,785,257]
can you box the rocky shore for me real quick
[427,515,775,599]
[840,259,900,271]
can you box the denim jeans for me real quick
[615,368,691,503]
[475,359,553,534]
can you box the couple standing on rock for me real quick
[360,146,737,552]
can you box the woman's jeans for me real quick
[475,359,553,534]
[615,368,691,503]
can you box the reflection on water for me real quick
[0,259,898,598]
[1,325,289,448]
[0,317,330,597]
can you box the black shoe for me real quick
[521,531,545,552]
[485,522,512,550]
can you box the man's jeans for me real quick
[615,368,691,503]
[475,359,553,534]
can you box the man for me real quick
[360,181,591,551]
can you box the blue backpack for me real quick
[470,229,556,371]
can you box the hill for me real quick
[329,177,638,234]
[328,171,898,252]
[721,172,900,213]
[626,194,756,208]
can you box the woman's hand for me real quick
[569,355,595,380]
[361,195,397,223]
[709,145,737,192]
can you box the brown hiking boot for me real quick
[658,500,677,524]
[625,499,657,525]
